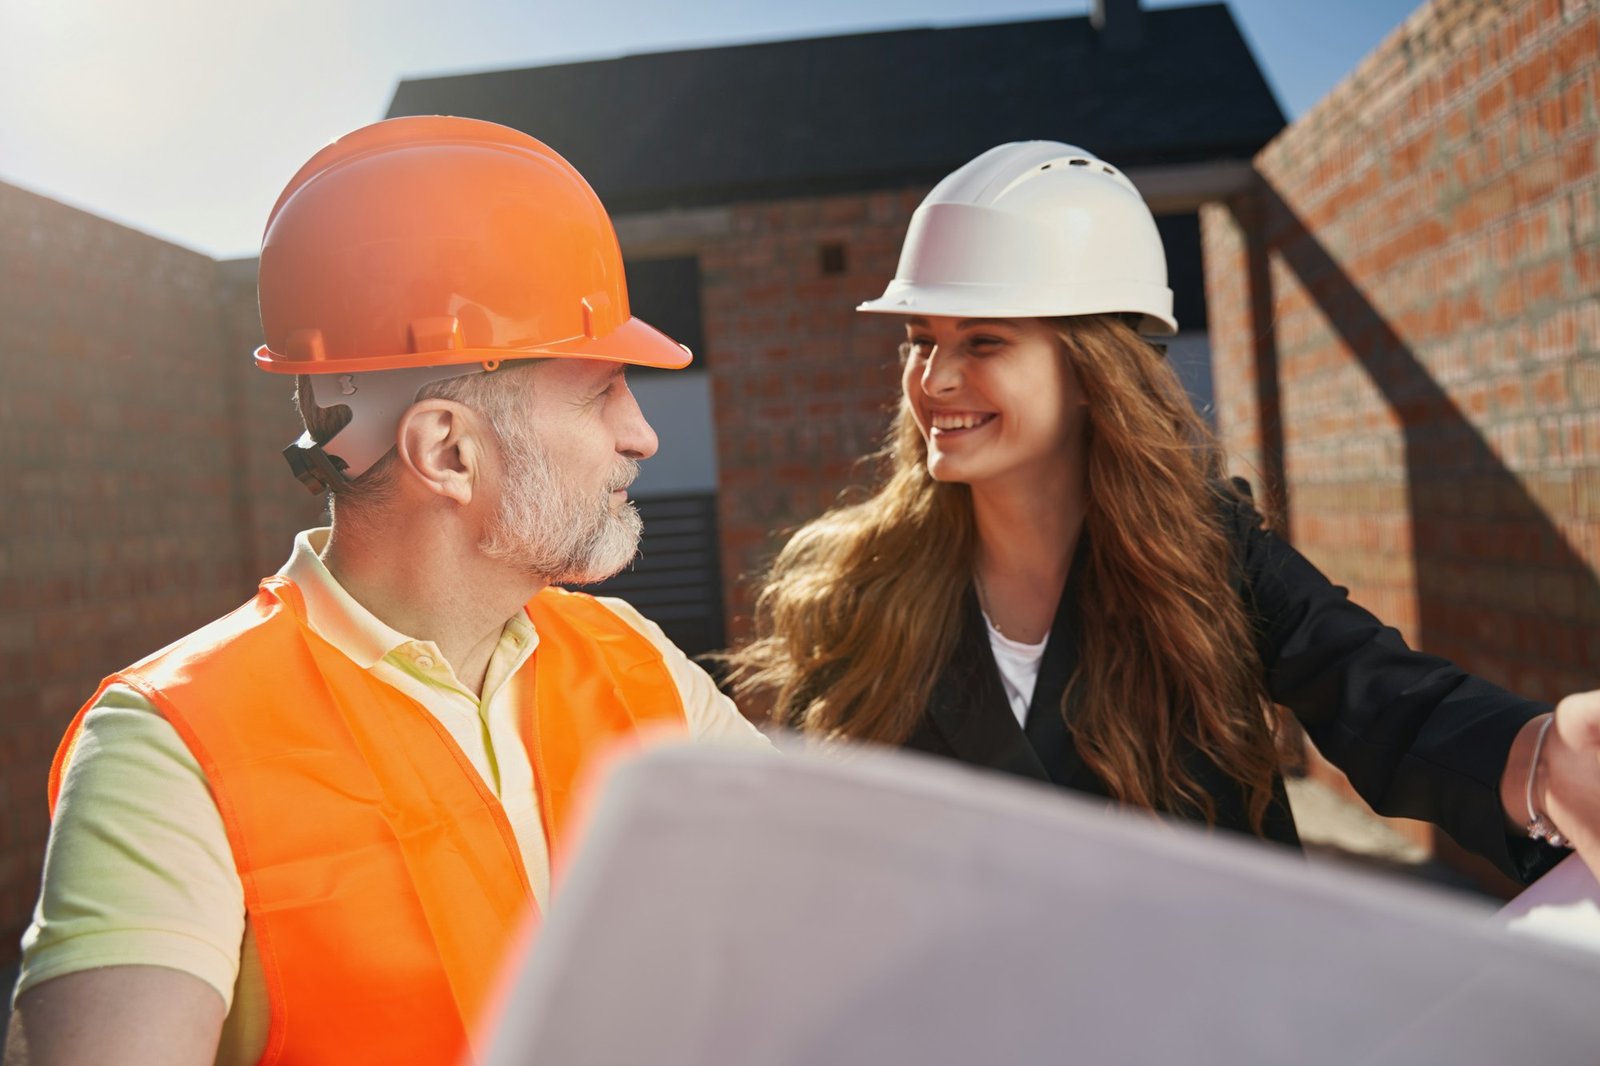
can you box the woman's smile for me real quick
[928,410,998,436]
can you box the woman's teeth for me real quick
[931,412,992,430]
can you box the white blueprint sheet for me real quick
[484,744,1600,1066]
[1500,854,1600,953]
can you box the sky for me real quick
[2,0,1423,259]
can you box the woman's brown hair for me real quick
[726,315,1285,830]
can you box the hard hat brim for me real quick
[531,315,695,370]
[857,285,1178,336]
[255,315,693,375]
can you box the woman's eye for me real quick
[965,335,1004,353]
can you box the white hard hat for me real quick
[858,141,1177,335]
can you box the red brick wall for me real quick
[1204,0,1599,876]
[0,188,316,963]
[700,189,930,636]
[213,259,325,582]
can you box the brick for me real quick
[1509,50,1556,102]
[1522,259,1565,305]
[1491,279,1527,332]
[1553,13,1599,79]
[1531,365,1569,408]
[1574,357,1600,406]
[1560,133,1599,188]
[819,198,866,226]
[1476,75,1512,125]
[1512,154,1563,208]
[1576,246,1600,293]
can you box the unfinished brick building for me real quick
[1204,0,1600,887]
[0,0,1596,965]
[386,0,1286,646]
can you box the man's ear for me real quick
[394,400,486,505]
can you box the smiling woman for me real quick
[725,140,1594,886]
[901,317,1087,495]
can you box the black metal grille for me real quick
[568,493,726,658]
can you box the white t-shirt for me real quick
[980,611,1048,728]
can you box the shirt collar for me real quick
[278,528,421,670]
[277,528,543,683]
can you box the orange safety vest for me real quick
[48,576,687,1065]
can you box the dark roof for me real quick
[387,3,1285,215]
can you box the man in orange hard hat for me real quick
[6,117,769,1066]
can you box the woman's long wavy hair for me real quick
[726,314,1286,830]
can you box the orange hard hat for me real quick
[255,115,689,376]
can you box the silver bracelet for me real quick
[1525,713,1569,849]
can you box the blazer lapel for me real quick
[920,587,1050,783]
[1023,534,1099,790]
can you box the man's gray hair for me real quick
[293,361,539,521]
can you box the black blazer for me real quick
[902,497,1565,883]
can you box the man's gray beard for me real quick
[479,423,643,585]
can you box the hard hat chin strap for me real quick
[282,365,488,495]
[283,431,354,495]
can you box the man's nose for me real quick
[617,386,658,460]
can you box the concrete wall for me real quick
[1203,0,1600,881]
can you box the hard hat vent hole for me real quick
[1069,158,1090,167]
[1040,163,1052,170]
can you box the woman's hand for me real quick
[1504,691,1600,881]
[1544,692,1600,877]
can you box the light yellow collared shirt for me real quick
[18,529,768,1065]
